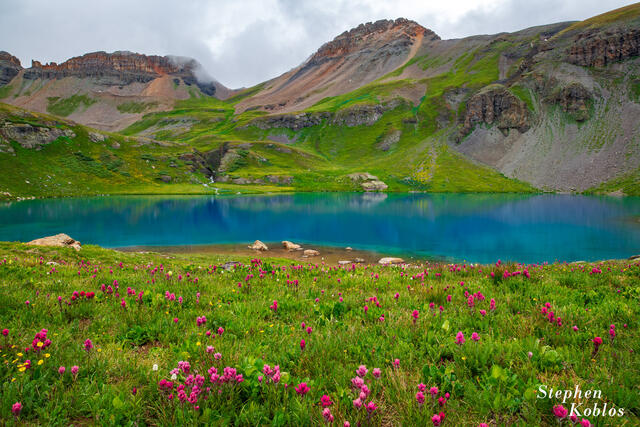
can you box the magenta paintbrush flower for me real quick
[294,382,309,396]
[12,402,22,417]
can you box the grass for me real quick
[510,85,535,112]
[556,3,640,36]
[0,103,293,200]
[46,95,96,117]
[4,8,636,199]
[585,167,640,196]
[116,102,159,114]
[0,242,638,425]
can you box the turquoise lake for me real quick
[0,193,639,263]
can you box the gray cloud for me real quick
[0,0,635,89]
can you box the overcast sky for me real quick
[0,0,635,88]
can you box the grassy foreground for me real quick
[0,242,638,425]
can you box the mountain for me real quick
[1,3,639,199]
[234,18,438,114]
[0,51,230,131]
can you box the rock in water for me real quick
[27,233,81,251]
[282,241,302,251]
[248,240,268,251]
[378,257,404,265]
[303,249,320,256]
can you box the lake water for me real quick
[0,193,639,263]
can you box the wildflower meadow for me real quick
[0,242,638,425]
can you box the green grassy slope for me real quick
[0,103,290,200]
[4,4,640,198]
[0,242,638,425]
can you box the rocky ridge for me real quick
[22,51,221,96]
[309,18,438,65]
[248,100,403,131]
[566,27,640,67]
[0,51,22,86]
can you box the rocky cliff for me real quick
[566,28,640,67]
[461,86,530,136]
[248,100,403,131]
[309,18,437,65]
[23,51,220,96]
[0,51,22,86]
[235,18,433,114]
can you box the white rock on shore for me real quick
[378,257,404,265]
[248,240,268,251]
[27,233,81,251]
[282,241,302,251]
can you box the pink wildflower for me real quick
[553,405,568,419]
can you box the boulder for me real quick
[361,180,388,191]
[378,257,404,265]
[345,247,353,251]
[0,123,76,150]
[629,255,640,261]
[248,240,268,251]
[27,233,81,251]
[303,249,320,256]
[338,260,352,265]
[282,241,302,251]
[221,261,240,271]
[354,258,365,263]
[89,132,107,143]
[348,172,378,181]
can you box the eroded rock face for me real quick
[250,112,331,131]
[22,51,221,96]
[248,101,402,130]
[0,123,76,149]
[310,18,438,65]
[332,101,401,127]
[0,51,22,87]
[265,175,293,185]
[462,86,530,136]
[27,233,81,251]
[547,82,592,121]
[567,28,640,67]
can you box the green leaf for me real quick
[112,396,123,409]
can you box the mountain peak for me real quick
[310,18,438,63]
